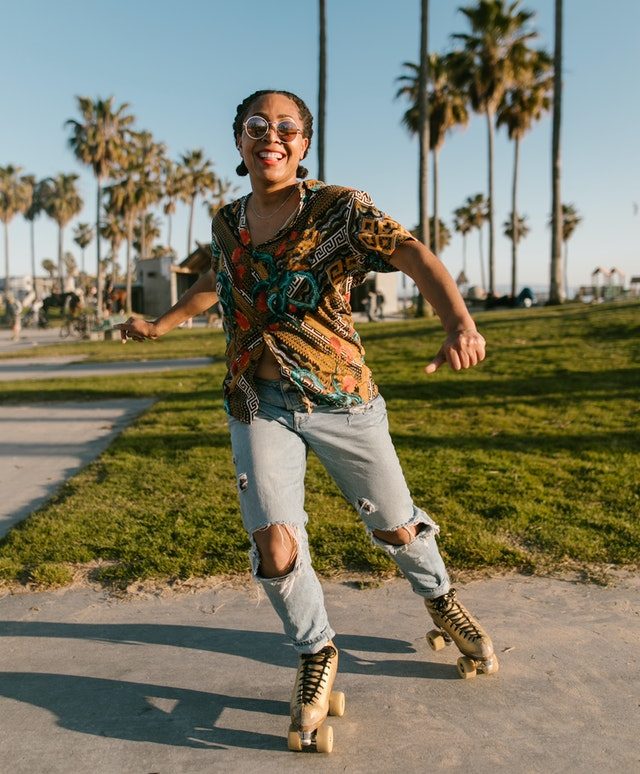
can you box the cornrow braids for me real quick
[233,90,313,178]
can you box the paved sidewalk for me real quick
[0,399,154,536]
[0,574,638,774]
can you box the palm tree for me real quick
[41,258,56,283]
[40,174,83,292]
[73,222,94,274]
[503,211,530,242]
[465,193,489,290]
[128,131,166,260]
[161,158,185,253]
[416,0,430,317]
[549,0,564,303]
[548,203,581,299]
[179,149,216,256]
[22,175,44,295]
[318,0,327,179]
[453,204,474,276]
[63,251,78,282]
[203,177,238,220]
[106,171,143,315]
[497,48,552,296]
[100,208,126,295]
[134,213,162,258]
[0,165,33,297]
[396,52,468,255]
[66,96,135,314]
[450,0,538,296]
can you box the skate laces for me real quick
[296,645,336,705]
[431,590,483,640]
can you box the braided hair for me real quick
[233,89,313,178]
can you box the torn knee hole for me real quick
[237,472,249,491]
[373,522,425,546]
[252,524,298,577]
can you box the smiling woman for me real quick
[115,87,495,753]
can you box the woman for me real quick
[116,89,497,753]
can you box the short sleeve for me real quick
[210,219,222,273]
[347,190,414,273]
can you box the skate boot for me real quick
[288,642,345,753]
[425,588,499,679]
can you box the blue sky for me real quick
[2,0,639,293]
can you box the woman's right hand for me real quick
[113,317,159,343]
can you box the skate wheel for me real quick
[481,656,499,675]
[427,629,446,652]
[329,690,345,717]
[287,728,303,751]
[315,723,333,753]
[457,656,477,679]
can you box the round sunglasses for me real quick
[243,115,302,143]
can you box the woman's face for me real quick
[237,93,309,189]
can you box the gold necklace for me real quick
[250,186,297,220]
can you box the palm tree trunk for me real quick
[126,219,133,316]
[511,136,520,298]
[432,146,440,255]
[478,225,486,291]
[462,233,467,275]
[187,197,195,257]
[416,0,430,317]
[30,220,37,297]
[57,225,64,294]
[167,213,173,253]
[96,178,104,319]
[318,0,327,180]
[140,211,147,260]
[486,108,496,297]
[3,222,9,297]
[564,240,569,299]
[550,0,564,303]
[111,243,118,302]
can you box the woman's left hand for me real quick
[425,329,486,374]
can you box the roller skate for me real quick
[287,642,345,753]
[425,588,499,679]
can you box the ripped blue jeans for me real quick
[228,378,450,654]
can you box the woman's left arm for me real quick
[389,239,486,374]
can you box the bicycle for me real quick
[59,312,96,339]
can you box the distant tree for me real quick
[41,258,56,282]
[73,222,94,274]
[549,0,564,303]
[450,0,539,296]
[453,204,474,276]
[465,193,489,289]
[318,0,327,180]
[397,52,468,254]
[40,174,83,292]
[503,212,530,243]
[133,213,162,257]
[127,130,166,260]
[203,177,239,220]
[498,48,552,296]
[22,175,44,294]
[63,251,78,280]
[179,149,216,256]
[0,165,33,296]
[548,203,581,298]
[66,96,135,314]
[100,208,126,292]
[161,158,186,253]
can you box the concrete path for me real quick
[0,399,154,536]
[0,574,638,774]
[0,356,213,381]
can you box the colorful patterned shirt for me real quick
[210,179,414,423]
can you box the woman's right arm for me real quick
[114,269,219,342]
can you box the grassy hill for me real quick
[1,301,638,589]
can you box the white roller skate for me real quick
[425,588,499,679]
[288,642,345,753]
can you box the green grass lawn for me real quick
[1,301,638,589]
